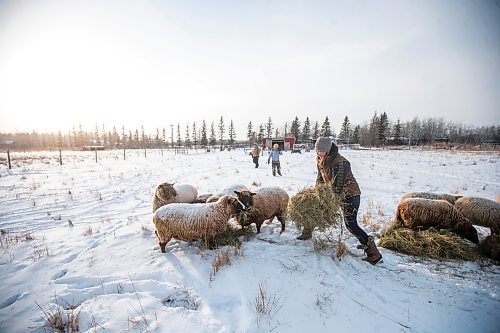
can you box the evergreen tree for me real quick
[101,124,107,147]
[57,131,63,148]
[71,126,77,148]
[141,126,146,148]
[266,117,273,138]
[290,116,301,139]
[378,112,389,146]
[393,118,402,145]
[209,122,217,146]
[312,121,320,141]
[112,126,119,148]
[77,123,85,147]
[192,122,198,148]
[201,120,208,146]
[134,129,139,148]
[369,111,380,146]
[301,117,311,143]
[320,116,332,137]
[228,120,235,147]
[339,116,351,144]
[176,123,181,147]
[184,123,191,148]
[247,121,253,142]
[162,128,167,147]
[218,116,225,149]
[257,124,265,142]
[352,125,360,144]
[94,124,101,145]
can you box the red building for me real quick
[261,136,296,151]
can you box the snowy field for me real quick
[0,147,499,333]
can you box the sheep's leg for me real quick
[256,223,262,233]
[157,233,172,253]
[277,214,286,233]
[159,242,167,253]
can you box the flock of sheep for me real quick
[151,182,499,257]
[395,192,499,243]
[151,183,289,253]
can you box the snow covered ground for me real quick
[0,147,499,333]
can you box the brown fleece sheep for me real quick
[152,195,239,253]
[454,196,500,235]
[152,183,198,212]
[399,192,462,205]
[395,197,478,243]
[234,187,289,234]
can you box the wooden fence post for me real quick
[95,148,98,163]
[59,149,62,165]
[7,150,11,169]
[123,148,126,160]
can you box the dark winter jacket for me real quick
[316,144,361,198]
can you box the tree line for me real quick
[1,112,499,151]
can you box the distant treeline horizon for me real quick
[1,113,499,150]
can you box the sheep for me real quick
[394,197,478,243]
[152,182,198,212]
[233,187,289,234]
[152,195,240,253]
[454,196,500,235]
[399,192,462,205]
[206,184,248,203]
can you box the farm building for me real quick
[261,136,296,151]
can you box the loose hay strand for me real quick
[380,225,477,261]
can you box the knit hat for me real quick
[315,137,332,152]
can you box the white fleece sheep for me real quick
[152,195,239,252]
[206,184,248,203]
[399,192,462,205]
[234,187,289,234]
[454,196,500,235]
[152,183,198,212]
[394,197,478,243]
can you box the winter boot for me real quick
[296,228,313,240]
[361,236,382,265]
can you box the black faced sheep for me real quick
[395,197,479,243]
[234,187,289,234]
[206,184,248,203]
[152,195,240,253]
[152,182,198,212]
[454,196,500,235]
[399,192,462,205]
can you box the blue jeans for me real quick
[343,195,369,245]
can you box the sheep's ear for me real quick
[251,192,257,196]
[234,191,240,195]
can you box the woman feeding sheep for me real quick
[297,137,382,265]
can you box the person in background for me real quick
[296,137,382,265]
[251,143,261,168]
[267,143,282,176]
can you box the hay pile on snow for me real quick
[379,225,477,261]
[288,185,344,232]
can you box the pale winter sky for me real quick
[0,0,499,139]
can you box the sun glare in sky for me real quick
[0,0,499,137]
